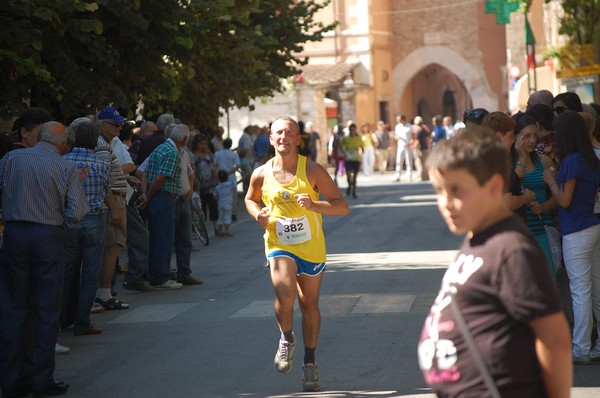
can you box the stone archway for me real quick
[392,46,498,115]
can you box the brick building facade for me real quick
[221,0,513,162]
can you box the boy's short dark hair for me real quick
[426,126,510,188]
[218,169,229,182]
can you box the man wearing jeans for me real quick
[0,122,88,397]
[62,122,110,336]
[145,123,189,289]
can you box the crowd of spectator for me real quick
[0,107,284,397]
[2,89,600,395]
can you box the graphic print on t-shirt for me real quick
[418,253,484,384]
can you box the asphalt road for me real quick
[54,172,600,397]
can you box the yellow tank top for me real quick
[261,155,326,262]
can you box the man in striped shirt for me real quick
[0,121,88,397]
[93,106,132,311]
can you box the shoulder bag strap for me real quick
[450,298,502,398]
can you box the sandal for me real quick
[95,297,129,310]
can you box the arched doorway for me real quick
[392,46,499,122]
[400,63,467,124]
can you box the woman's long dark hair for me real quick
[511,113,539,165]
[553,110,599,169]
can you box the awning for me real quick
[300,63,358,84]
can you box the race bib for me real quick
[347,150,358,159]
[275,216,311,244]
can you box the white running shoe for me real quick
[274,333,296,373]
[152,279,183,290]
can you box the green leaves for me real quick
[523,0,600,45]
[0,0,334,127]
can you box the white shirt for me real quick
[110,137,136,199]
[395,123,412,147]
[215,149,240,184]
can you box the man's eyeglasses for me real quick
[104,121,123,128]
[553,106,567,114]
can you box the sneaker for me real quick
[55,343,70,355]
[573,354,592,365]
[302,363,320,392]
[274,335,296,373]
[590,348,600,361]
[152,279,183,290]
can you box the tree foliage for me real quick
[0,0,334,127]
[523,0,600,45]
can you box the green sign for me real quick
[485,0,520,25]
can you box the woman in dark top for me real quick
[481,112,534,221]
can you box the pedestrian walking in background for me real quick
[360,123,375,176]
[341,123,362,198]
[374,120,390,173]
[393,115,413,182]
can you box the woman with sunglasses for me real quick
[552,92,583,115]
[513,114,558,274]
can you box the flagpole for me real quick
[525,14,537,94]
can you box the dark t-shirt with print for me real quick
[418,215,561,398]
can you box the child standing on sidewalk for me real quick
[213,170,235,236]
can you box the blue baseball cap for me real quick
[97,106,127,122]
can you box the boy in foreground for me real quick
[417,127,572,397]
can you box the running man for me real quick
[245,116,349,392]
